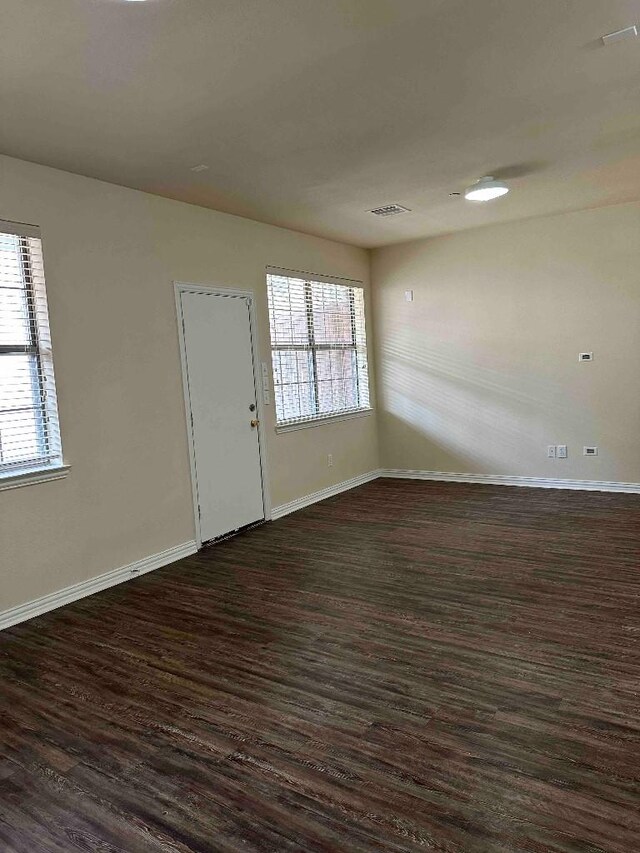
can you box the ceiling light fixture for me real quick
[464,176,510,202]
[602,25,638,46]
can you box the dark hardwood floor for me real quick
[1,479,639,852]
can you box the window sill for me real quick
[275,408,374,434]
[0,464,70,493]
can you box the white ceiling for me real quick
[1,0,640,247]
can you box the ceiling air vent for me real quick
[370,204,411,217]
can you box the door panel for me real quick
[181,291,264,542]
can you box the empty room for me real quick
[1,1,639,851]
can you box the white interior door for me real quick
[180,290,265,543]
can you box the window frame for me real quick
[266,268,373,432]
[0,220,67,490]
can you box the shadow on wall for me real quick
[378,330,595,474]
[380,411,478,473]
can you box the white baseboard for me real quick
[271,469,382,519]
[0,540,198,631]
[380,469,640,494]
[271,467,640,522]
[4,467,635,631]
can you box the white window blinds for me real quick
[266,269,370,427]
[0,221,63,477]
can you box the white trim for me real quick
[271,469,381,519]
[0,219,41,239]
[380,469,640,494]
[174,281,272,548]
[0,464,70,493]
[266,265,363,286]
[0,540,197,631]
[275,408,373,434]
[271,467,640,521]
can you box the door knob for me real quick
[250,419,260,428]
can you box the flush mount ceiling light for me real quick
[464,176,510,202]
[601,25,638,46]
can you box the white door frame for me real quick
[174,281,272,549]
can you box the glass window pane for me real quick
[0,230,61,474]
[267,276,309,347]
[316,350,358,414]
[280,381,315,422]
[0,352,44,466]
[0,409,41,464]
[312,281,353,345]
[0,288,30,346]
[0,234,26,289]
[0,353,40,410]
[271,349,316,422]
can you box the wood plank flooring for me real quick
[1,479,639,852]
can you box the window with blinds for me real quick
[266,269,371,427]
[0,221,63,479]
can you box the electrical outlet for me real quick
[583,446,599,456]
[579,352,593,362]
[557,445,568,459]
[547,445,556,458]
[327,453,333,467]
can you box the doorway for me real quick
[175,283,269,546]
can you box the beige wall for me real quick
[0,155,379,612]
[372,203,640,483]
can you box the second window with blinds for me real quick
[0,220,63,484]
[266,270,371,428]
